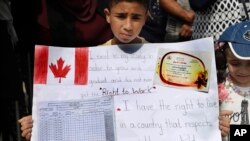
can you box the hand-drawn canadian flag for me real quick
[34,45,89,85]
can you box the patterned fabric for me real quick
[148,0,166,24]
[140,0,167,43]
[192,0,250,41]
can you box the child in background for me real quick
[216,20,250,140]
[102,0,149,45]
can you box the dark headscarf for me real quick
[37,0,113,47]
[58,0,97,22]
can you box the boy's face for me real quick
[226,48,250,87]
[104,1,147,44]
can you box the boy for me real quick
[18,1,231,139]
[18,1,149,140]
[102,0,149,45]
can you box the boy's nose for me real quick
[124,19,132,31]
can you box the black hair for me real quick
[108,0,149,11]
[215,43,229,84]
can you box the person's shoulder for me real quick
[139,36,149,43]
[100,39,112,46]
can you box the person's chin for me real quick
[119,38,132,44]
[235,77,250,86]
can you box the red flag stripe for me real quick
[74,48,89,85]
[34,45,49,84]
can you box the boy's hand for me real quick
[219,110,233,137]
[18,115,33,141]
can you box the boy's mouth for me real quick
[120,33,132,38]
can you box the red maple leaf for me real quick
[49,57,71,83]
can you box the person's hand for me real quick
[18,115,33,141]
[184,10,195,23]
[179,23,193,40]
[219,110,233,137]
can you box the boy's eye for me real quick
[131,15,141,20]
[114,13,142,20]
[116,13,127,19]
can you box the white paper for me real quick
[31,37,221,141]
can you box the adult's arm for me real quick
[160,0,195,24]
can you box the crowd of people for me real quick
[1,0,250,141]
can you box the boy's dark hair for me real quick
[215,43,229,84]
[107,0,149,11]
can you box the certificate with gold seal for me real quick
[154,48,211,92]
